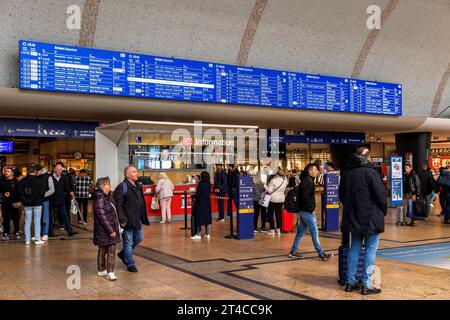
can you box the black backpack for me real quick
[284,185,301,213]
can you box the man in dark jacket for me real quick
[49,164,78,237]
[213,164,229,222]
[288,163,332,261]
[18,166,47,244]
[418,162,436,217]
[437,165,450,224]
[37,166,54,241]
[0,167,21,241]
[339,148,387,295]
[114,166,150,273]
[404,163,422,227]
[227,165,239,219]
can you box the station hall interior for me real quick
[0,0,450,301]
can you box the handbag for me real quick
[258,179,285,208]
[151,194,160,210]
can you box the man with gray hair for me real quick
[114,166,150,273]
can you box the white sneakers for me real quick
[42,235,48,241]
[107,273,117,281]
[268,229,275,235]
[190,234,211,240]
[35,240,45,245]
[160,221,166,224]
[276,228,281,235]
[25,240,44,245]
[25,241,30,245]
[98,270,107,277]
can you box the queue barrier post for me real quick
[180,191,190,230]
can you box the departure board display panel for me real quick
[19,40,402,116]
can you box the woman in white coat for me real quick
[155,172,175,223]
[264,168,288,235]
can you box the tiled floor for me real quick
[1,207,450,300]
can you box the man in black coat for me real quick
[213,164,228,222]
[418,162,436,217]
[437,165,450,224]
[404,163,422,227]
[339,148,387,295]
[0,167,21,241]
[114,166,150,273]
[49,164,78,237]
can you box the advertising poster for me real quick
[391,156,404,206]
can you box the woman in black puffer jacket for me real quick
[93,177,120,281]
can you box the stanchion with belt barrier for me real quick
[180,191,190,230]
[210,193,237,239]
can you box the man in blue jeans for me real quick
[289,163,332,261]
[114,166,150,272]
[37,166,54,241]
[339,147,387,295]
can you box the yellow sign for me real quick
[326,204,340,209]
[239,209,254,214]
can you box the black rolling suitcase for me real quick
[338,232,365,285]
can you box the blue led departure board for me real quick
[19,40,402,116]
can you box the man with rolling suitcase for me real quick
[339,147,387,295]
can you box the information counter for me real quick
[142,184,237,221]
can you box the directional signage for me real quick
[237,174,254,240]
[19,40,402,116]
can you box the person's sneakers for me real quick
[15,233,21,240]
[160,221,166,224]
[345,282,362,292]
[205,234,211,240]
[190,235,201,240]
[35,240,45,245]
[288,251,304,259]
[60,227,65,231]
[127,266,138,273]
[42,235,49,241]
[261,229,268,233]
[254,230,259,234]
[216,218,225,223]
[97,270,107,277]
[25,241,30,245]
[117,251,126,265]
[107,272,117,281]
[268,229,275,235]
[361,285,382,295]
[2,234,10,241]
[276,228,281,235]
[68,231,79,237]
[319,253,333,261]
[31,236,36,241]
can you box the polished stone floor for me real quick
[1,207,450,300]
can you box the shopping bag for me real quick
[70,199,79,216]
[412,199,427,218]
[151,194,160,210]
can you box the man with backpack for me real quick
[114,166,150,273]
[19,165,48,245]
[339,147,387,295]
[288,163,332,261]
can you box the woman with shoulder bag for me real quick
[264,168,288,236]
[155,172,175,224]
[93,177,121,281]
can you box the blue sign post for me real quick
[237,174,254,240]
[322,173,340,232]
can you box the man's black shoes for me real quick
[344,282,361,292]
[361,285,381,295]
[127,266,138,273]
